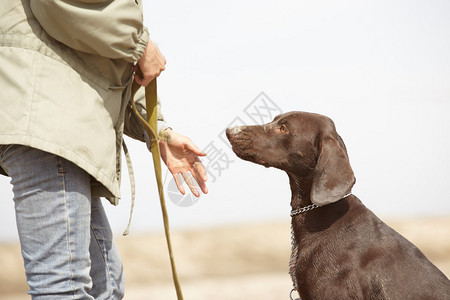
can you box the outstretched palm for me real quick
[159,130,208,197]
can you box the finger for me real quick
[181,172,200,197]
[140,73,152,86]
[182,172,200,197]
[172,173,185,195]
[186,142,206,157]
[134,72,152,86]
[186,158,208,194]
[154,46,167,66]
[134,73,144,86]
[192,166,208,194]
[193,159,208,182]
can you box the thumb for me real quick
[134,73,144,86]
[186,141,206,157]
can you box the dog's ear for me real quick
[311,135,355,206]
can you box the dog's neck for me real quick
[287,172,314,297]
[287,173,313,210]
[287,172,353,298]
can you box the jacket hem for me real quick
[0,135,120,203]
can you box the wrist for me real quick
[158,127,172,142]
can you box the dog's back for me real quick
[295,195,450,299]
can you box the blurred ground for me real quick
[1,217,449,300]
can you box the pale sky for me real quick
[1,0,449,241]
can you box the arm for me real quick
[124,87,208,197]
[30,0,148,62]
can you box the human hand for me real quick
[159,130,208,197]
[134,38,166,86]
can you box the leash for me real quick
[129,75,184,300]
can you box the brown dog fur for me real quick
[226,111,450,299]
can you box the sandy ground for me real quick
[1,216,449,300]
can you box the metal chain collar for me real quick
[290,193,352,217]
[288,193,352,299]
[290,203,319,217]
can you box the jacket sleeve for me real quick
[123,86,170,142]
[29,0,148,62]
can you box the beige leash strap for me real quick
[129,76,184,300]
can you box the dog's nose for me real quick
[226,126,245,140]
[226,126,244,136]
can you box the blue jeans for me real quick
[0,145,124,299]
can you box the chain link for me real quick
[290,193,352,217]
[290,204,319,217]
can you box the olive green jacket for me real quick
[0,0,163,204]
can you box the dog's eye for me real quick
[280,125,287,133]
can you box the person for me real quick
[0,1,208,299]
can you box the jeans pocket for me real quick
[0,144,14,159]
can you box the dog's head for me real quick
[226,111,355,206]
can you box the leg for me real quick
[1,145,94,299]
[88,197,124,300]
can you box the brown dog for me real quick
[226,111,450,299]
